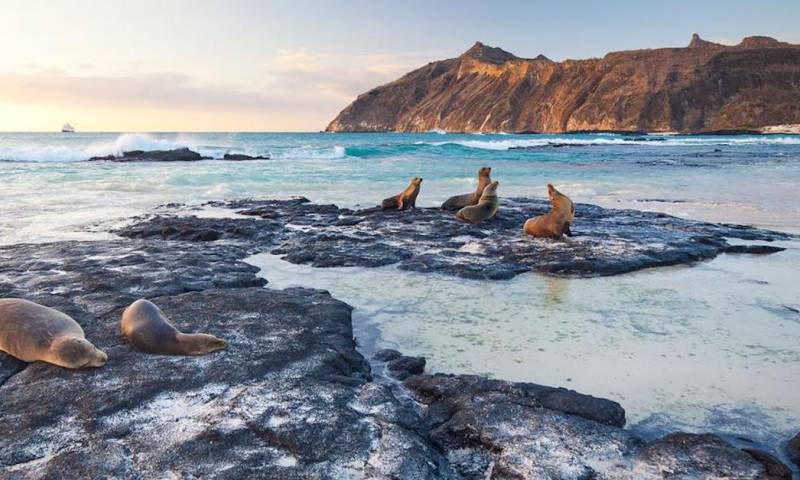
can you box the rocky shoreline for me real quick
[1,198,797,479]
[118,197,791,279]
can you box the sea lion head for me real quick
[479,166,492,177]
[547,184,574,216]
[482,180,499,197]
[51,336,108,369]
[411,176,423,186]
[182,333,228,355]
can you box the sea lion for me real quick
[455,181,499,224]
[121,299,227,356]
[381,177,423,210]
[0,298,107,369]
[441,167,492,210]
[523,184,576,238]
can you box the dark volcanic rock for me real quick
[373,348,403,362]
[89,148,205,162]
[403,374,774,479]
[326,36,800,133]
[386,355,426,380]
[0,240,450,478]
[741,448,792,479]
[723,244,786,254]
[787,432,800,468]
[116,214,278,244]
[118,197,792,279]
[0,216,788,478]
[0,287,450,479]
[223,153,270,160]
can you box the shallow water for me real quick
[247,244,800,446]
[2,132,799,245]
[2,131,799,446]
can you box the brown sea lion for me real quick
[523,184,576,238]
[0,298,107,369]
[441,167,492,210]
[381,177,423,210]
[121,299,227,356]
[455,181,499,224]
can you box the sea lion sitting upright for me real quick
[381,177,423,210]
[441,167,492,211]
[121,299,227,356]
[455,181,500,224]
[523,184,576,238]
[0,298,107,369]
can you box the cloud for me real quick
[0,48,442,128]
[266,48,433,103]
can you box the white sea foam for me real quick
[0,133,206,163]
[270,144,348,160]
[416,136,800,150]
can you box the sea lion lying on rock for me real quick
[456,180,499,224]
[524,184,575,238]
[121,299,227,356]
[441,166,492,210]
[381,177,423,210]
[0,298,107,369]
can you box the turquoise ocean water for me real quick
[2,132,799,449]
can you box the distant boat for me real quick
[61,123,75,133]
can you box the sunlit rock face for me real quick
[326,36,800,133]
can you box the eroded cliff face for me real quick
[326,35,800,133]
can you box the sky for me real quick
[1,0,798,132]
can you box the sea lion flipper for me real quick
[563,222,573,237]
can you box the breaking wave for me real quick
[0,133,206,163]
[417,135,800,150]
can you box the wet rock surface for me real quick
[0,199,793,478]
[118,196,793,279]
[787,432,800,468]
[0,242,450,479]
[89,148,207,162]
[403,374,785,479]
[87,149,271,162]
[222,153,271,160]
[386,355,426,380]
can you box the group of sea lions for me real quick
[2,171,572,371]
[0,298,226,370]
[381,166,576,238]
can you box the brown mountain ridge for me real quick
[326,34,800,133]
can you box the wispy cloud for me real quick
[0,48,438,127]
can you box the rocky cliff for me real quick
[326,35,800,133]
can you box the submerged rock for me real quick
[787,432,800,468]
[118,197,793,279]
[222,153,270,160]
